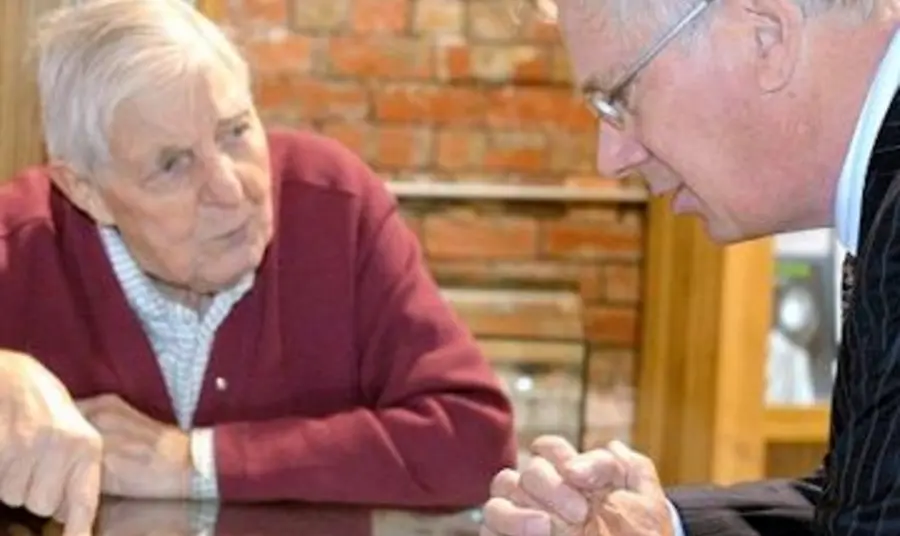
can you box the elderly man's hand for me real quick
[0,351,102,536]
[480,436,673,536]
[75,395,191,500]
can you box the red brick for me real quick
[470,45,552,83]
[443,287,583,339]
[290,0,349,31]
[374,125,433,169]
[520,17,560,43]
[484,131,548,172]
[374,85,487,125]
[589,350,635,389]
[542,217,643,260]
[321,121,372,158]
[253,74,294,109]
[578,266,605,302]
[414,0,464,36]
[468,0,519,41]
[551,46,575,83]
[241,0,288,23]
[254,76,369,120]
[243,35,318,73]
[423,209,539,260]
[436,42,472,81]
[329,37,432,79]
[487,87,594,131]
[604,263,641,304]
[549,131,598,175]
[436,128,486,170]
[584,306,639,346]
[351,0,409,34]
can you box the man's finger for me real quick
[0,452,35,507]
[607,440,663,496]
[529,436,579,470]
[519,456,588,524]
[25,438,69,517]
[482,497,552,536]
[490,469,544,509]
[560,448,627,492]
[61,460,100,536]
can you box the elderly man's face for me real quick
[557,0,830,242]
[66,63,273,295]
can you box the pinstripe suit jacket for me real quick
[667,94,900,535]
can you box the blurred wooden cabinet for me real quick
[0,1,61,179]
[635,198,831,486]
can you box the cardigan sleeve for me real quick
[210,161,517,507]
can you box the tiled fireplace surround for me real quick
[219,0,648,450]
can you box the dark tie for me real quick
[841,253,855,317]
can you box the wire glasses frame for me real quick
[585,0,717,129]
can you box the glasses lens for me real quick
[588,93,623,128]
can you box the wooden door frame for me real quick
[0,0,63,179]
[634,197,773,485]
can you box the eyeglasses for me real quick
[584,0,717,129]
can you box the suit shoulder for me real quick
[265,127,387,200]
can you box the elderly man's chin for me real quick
[193,225,271,293]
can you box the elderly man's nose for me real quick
[596,122,649,177]
[203,158,243,205]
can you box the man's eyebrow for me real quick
[579,62,629,93]
[217,109,251,128]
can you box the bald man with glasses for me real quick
[481,0,900,535]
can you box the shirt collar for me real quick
[97,225,253,323]
[835,29,900,255]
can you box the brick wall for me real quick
[215,0,646,449]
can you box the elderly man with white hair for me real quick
[0,0,517,533]
[482,0,900,535]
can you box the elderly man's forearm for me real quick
[207,395,517,506]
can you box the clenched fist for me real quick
[0,351,102,536]
[481,436,673,536]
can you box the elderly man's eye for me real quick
[160,154,190,175]
[229,122,251,139]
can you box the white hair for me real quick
[33,0,250,177]
[524,0,878,33]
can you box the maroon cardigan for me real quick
[0,129,516,507]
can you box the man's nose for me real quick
[202,155,243,206]
[595,122,650,178]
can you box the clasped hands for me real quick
[481,436,674,536]
[0,352,192,536]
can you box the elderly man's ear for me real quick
[738,0,805,93]
[48,163,116,226]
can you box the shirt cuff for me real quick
[190,427,220,500]
[667,498,686,536]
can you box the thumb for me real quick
[606,441,663,496]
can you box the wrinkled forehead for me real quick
[109,64,252,164]
[556,0,645,89]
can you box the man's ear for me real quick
[47,163,115,225]
[741,0,804,92]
